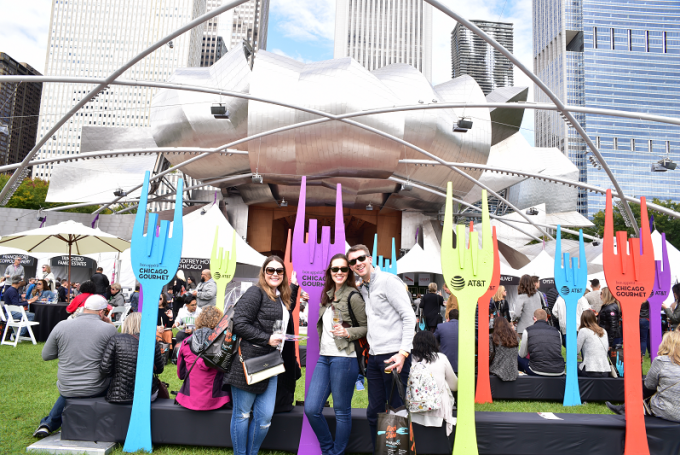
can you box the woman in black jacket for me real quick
[100,312,165,403]
[224,255,299,455]
[420,283,444,331]
[598,287,622,348]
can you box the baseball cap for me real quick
[84,295,108,311]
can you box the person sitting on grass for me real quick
[172,295,202,348]
[577,309,610,378]
[100,312,166,403]
[517,309,565,376]
[33,295,117,439]
[489,316,519,382]
[607,331,680,422]
[176,306,231,411]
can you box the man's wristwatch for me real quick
[399,350,410,358]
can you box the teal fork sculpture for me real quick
[371,234,398,275]
[123,171,184,453]
[554,226,587,406]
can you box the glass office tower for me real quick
[534,0,680,217]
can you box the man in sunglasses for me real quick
[347,244,415,449]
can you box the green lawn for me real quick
[0,340,650,454]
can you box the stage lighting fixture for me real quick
[453,118,473,133]
[252,173,263,184]
[366,203,373,211]
[526,207,539,216]
[652,157,677,172]
[211,104,229,119]
[168,41,174,49]
[402,181,413,191]
[279,198,288,207]
[113,188,127,197]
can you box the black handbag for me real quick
[238,339,285,385]
[347,291,369,376]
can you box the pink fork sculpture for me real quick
[648,232,671,361]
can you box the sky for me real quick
[0,0,534,143]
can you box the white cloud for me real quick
[269,47,315,64]
[270,0,336,42]
[0,0,52,73]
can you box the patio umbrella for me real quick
[0,220,130,301]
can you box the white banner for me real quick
[418,275,431,286]
[403,273,415,285]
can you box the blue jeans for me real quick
[230,376,278,455]
[640,318,650,356]
[9,310,34,337]
[304,356,359,455]
[366,353,411,450]
[41,391,106,432]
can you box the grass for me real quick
[0,340,652,455]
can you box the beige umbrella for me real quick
[0,220,130,301]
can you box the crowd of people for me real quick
[12,250,680,454]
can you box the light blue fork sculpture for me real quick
[371,234,398,275]
[123,171,184,453]
[554,226,587,406]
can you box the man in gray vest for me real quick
[517,309,565,376]
[192,269,217,307]
[3,256,25,292]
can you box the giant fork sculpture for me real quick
[210,226,237,311]
[554,226,588,406]
[648,232,671,361]
[283,229,302,367]
[371,234,398,275]
[124,171,184,453]
[441,184,494,455]
[294,177,346,455]
[475,226,499,404]
[603,189,655,455]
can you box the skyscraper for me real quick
[228,0,270,65]
[533,0,680,216]
[334,0,433,81]
[451,20,514,96]
[34,0,207,180]
[0,53,43,167]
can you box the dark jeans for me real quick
[366,353,411,450]
[8,310,35,337]
[517,356,564,377]
[640,318,650,356]
[577,367,609,378]
[304,355,359,455]
[41,391,106,432]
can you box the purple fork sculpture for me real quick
[294,177,346,455]
[649,233,671,360]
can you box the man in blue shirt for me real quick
[3,275,35,337]
[434,309,459,372]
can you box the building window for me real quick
[631,138,636,151]
[596,136,601,148]
[613,137,618,150]
[667,141,671,154]
[594,27,598,49]
[649,140,653,153]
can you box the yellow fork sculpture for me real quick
[441,184,494,455]
[210,226,237,311]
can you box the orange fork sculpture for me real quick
[603,189,654,455]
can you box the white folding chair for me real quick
[1,304,39,347]
[110,305,129,328]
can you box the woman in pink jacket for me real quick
[176,306,231,410]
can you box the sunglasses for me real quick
[265,267,285,276]
[330,266,349,273]
[348,255,368,266]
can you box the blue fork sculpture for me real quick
[371,234,398,275]
[123,171,184,453]
[554,226,587,406]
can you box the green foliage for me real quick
[587,199,680,249]
[0,175,111,214]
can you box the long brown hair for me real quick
[518,274,536,297]
[492,317,519,348]
[33,279,49,297]
[320,254,357,307]
[257,255,292,310]
[580,309,605,337]
[601,287,619,307]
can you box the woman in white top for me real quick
[304,253,368,455]
[172,295,203,347]
[41,264,56,292]
[409,330,458,435]
[577,309,610,377]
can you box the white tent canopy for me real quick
[514,249,555,278]
[397,243,442,275]
[181,204,265,268]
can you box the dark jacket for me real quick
[640,302,650,319]
[100,333,165,403]
[223,284,299,395]
[420,293,444,328]
[525,320,564,374]
[546,288,559,310]
[434,319,459,372]
[90,272,110,295]
[598,302,622,345]
[491,298,511,322]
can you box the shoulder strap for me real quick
[346,291,360,328]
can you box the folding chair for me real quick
[1,304,39,347]
[110,305,130,329]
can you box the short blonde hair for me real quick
[658,331,680,366]
[122,312,141,335]
[111,283,122,291]
[428,283,437,293]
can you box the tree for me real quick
[588,199,680,249]
[0,175,111,214]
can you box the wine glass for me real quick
[332,308,343,339]
[273,320,284,351]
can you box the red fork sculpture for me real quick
[603,189,655,455]
[476,227,499,404]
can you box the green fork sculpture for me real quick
[210,226,237,311]
[441,183,494,455]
